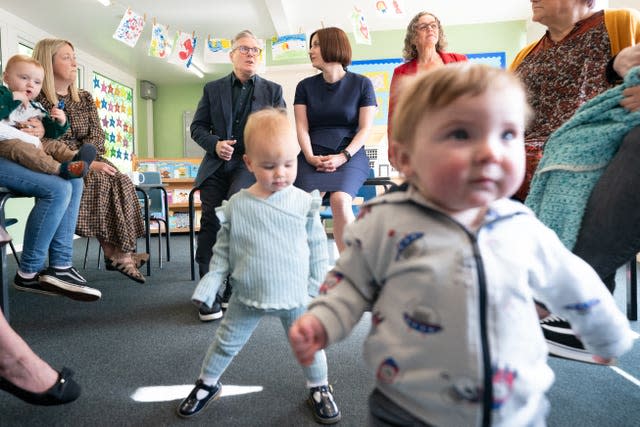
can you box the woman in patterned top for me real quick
[510,0,640,363]
[33,39,147,284]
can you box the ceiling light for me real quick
[96,0,111,6]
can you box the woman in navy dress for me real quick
[294,27,377,252]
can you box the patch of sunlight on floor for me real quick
[130,384,264,402]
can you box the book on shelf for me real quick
[171,188,191,204]
[156,162,175,180]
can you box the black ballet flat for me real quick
[176,379,222,418]
[0,367,81,406]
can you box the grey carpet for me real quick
[1,236,638,426]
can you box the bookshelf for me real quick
[133,157,201,233]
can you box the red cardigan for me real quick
[387,52,467,165]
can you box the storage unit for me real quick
[133,157,201,233]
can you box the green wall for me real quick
[153,83,209,158]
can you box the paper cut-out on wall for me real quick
[148,22,173,58]
[203,37,232,64]
[113,8,146,48]
[351,7,372,45]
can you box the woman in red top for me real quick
[387,11,467,167]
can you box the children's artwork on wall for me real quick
[92,72,134,173]
[168,31,197,69]
[351,7,372,45]
[148,22,173,59]
[465,52,507,69]
[203,37,233,64]
[350,59,402,126]
[271,34,307,62]
[374,0,404,16]
[113,8,146,48]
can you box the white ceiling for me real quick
[0,0,534,85]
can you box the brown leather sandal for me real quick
[110,257,145,284]
[105,253,148,270]
[132,253,149,268]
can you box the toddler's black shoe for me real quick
[176,380,221,418]
[0,367,81,405]
[199,297,223,322]
[308,384,341,424]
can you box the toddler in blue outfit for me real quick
[177,108,340,424]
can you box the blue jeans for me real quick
[0,158,83,274]
[201,298,328,386]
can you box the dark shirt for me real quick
[230,73,255,158]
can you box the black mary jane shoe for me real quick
[176,379,222,418]
[0,367,81,406]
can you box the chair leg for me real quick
[83,238,90,269]
[97,243,102,270]
[154,219,162,269]
[627,259,638,321]
[8,241,19,266]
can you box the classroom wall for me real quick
[145,20,527,158]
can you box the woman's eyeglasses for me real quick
[234,46,262,55]
[416,23,439,32]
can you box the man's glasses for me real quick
[416,22,439,32]
[234,46,262,55]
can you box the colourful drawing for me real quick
[92,73,134,173]
[148,22,173,58]
[392,0,404,15]
[351,7,372,45]
[112,8,146,48]
[203,37,232,64]
[271,33,307,62]
[375,1,388,15]
[169,31,197,68]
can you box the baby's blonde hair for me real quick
[244,108,294,154]
[5,54,43,73]
[392,63,531,147]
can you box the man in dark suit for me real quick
[191,30,285,321]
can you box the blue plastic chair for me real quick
[319,170,397,232]
[137,171,171,268]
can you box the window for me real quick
[17,40,83,88]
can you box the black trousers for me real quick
[195,158,255,278]
[572,126,640,292]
